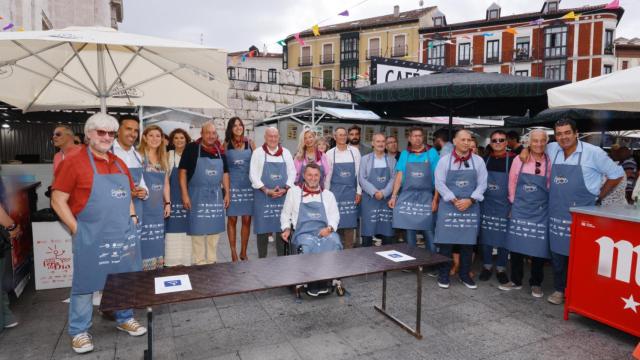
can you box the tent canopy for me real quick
[504,108,640,132]
[351,71,568,118]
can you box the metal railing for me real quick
[485,57,500,64]
[301,76,344,91]
[391,45,408,57]
[457,59,471,66]
[298,56,313,66]
[227,67,280,84]
[514,48,530,61]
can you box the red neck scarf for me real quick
[263,143,283,157]
[196,138,223,155]
[453,150,472,164]
[231,136,246,149]
[301,183,322,197]
[407,144,429,154]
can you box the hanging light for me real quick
[1,123,10,129]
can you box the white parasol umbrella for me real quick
[0,26,228,113]
[547,66,640,112]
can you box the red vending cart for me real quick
[565,205,640,337]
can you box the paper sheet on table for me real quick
[375,250,416,262]
[154,274,192,294]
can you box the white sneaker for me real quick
[498,281,523,291]
[92,291,102,306]
[116,318,147,336]
[71,332,94,354]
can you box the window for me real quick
[323,70,333,90]
[227,67,236,80]
[515,70,529,76]
[427,41,445,66]
[282,45,288,69]
[367,38,380,59]
[486,40,500,63]
[301,72,311,88]
[458,43,471,65]
[321,43,334,64]
[247,68,256,82]
[340,33,359,62]
[604,30,614,54]
[340,65,358,89]
[515,36,530,60]
[392,35,407,57]
[603,65,613,74]
[340,32,359,89]
[546,1,559,12]
[544,25,567,58]
[299,46,312,66]
[622,60,629,70]
[267,68,277,84]
[434,17,443,26]
[544,60,566,80]
[487,9,500,20]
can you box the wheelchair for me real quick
[283,231,346,298]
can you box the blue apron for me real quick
[434,155,480,245]
[140,158,166,270]
[549,144,595,256]
[165,152,189,233]
[392,156,434,231]
[479,156,510,248]
[226,142,254,216]
[253,150,288,234]
[293,191,343,254]
[330,149,359,229]
[507,157,550,258]
[187,145,225,236]
[361,155,394,237]
[72,147,142,294]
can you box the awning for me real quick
[504,108,640,132]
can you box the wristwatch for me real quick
[130,214,139,222]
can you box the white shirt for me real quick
[280,186,340,231]
[249,145,296,190]
[325,145,362,194]
[111,139,148,191]
[168,150,182,176]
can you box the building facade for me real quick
[0,0,123,31]
[420,0,623,81]
[615,37,640,70]
[284,5,439,91]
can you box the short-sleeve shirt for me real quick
[395,148,440,184]
[52,145,135,216]
[178,141,229,183]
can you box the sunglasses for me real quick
[535,161,542,175]
[95,129,117,138]
[52,132,63,137]
[491,138,506,143]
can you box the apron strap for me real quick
[87,146,99,174]
[133,149,143,167]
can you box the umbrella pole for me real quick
[448,110,453,140]
[97,44,107,113]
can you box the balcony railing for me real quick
[227,67,279,84]
[485,56,500,64]
[544,46,567,59]
[604,44,614,55]
[366,48,381,59]
[457,59,471,66]
[514,49,530,61]
[298,56,313,66]
[320,53,335,64]
[391,45,408,57]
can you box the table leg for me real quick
[144,307,153,360]
[374,266,423,339]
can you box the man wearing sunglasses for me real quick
[478,130,514,286]
[52,125,81,174]
[434,129,488,289]
[52,113,146,354]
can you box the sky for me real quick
[120,0,640,53]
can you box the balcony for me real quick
[544,47,567,59]
[604,44,614,55]
[320,53,335,64]
[457,59,471,66]
[366,48,381,60]
[514,49,531,61]
[485,57,500,64]
[391,45,408,58]
[298,56,313,66]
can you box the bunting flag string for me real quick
[338,10,349,16]
[2,22,14,31]
[312,24,320,37]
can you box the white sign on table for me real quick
[154,274,192,294]
[376,250,416,262]
[32,221,73,290]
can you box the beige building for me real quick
[0,0,123,31]
[615,37,640,70]
[284,5,439,91]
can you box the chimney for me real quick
[393,5,400,17]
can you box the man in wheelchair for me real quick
[281,163,344,297]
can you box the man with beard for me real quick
[348,125,370,155]
[385,135,400,161]
[432,128,453,158]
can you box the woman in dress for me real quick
[138,125,171,270]
[224,117,254,261]
[164,128,192,266]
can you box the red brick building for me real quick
[419,1,624,82]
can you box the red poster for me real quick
[566,212,640,337]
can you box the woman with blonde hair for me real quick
[138,125,171,270]
[165,128,192,266]
[293,129,330,186]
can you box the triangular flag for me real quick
[504,28,517,35]
[605,0,620,9]
[241,54,246,62]
[428,42,434,49]
[562,11,577,20]
[312,24,320,37]
[0,16,4,20]
[482,32,494,37]
[2,23,14,31]
[233,56,239,64]
[277,39,286,46]
[338,10,349,16]
[294,33,305,46]
[17,26,24,32]
[248,50,255,58]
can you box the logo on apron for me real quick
[111,187,127,199]
[488,183,499,191]
[554,176,569,185]
[308,212,322,220]
[233,159,245,166]
[151,184,163,191]
[270,174,282,181]
[339,171,351,177]
[523,184,538,193]
[410,172,424,178]
[455,180,470,188]
[377,176,387,182]
[206,169,218,176]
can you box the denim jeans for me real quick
[551,252,568,293]
[481,245,508,272]
[437,244,473,282]
[68,293,133,336]
[406,229,436,253]
[361,235,394,247]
